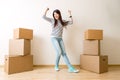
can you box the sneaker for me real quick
[54,66,60,71]
[68,66,79,73]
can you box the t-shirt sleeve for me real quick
[42,15,53,23]
[63,20,73,26]
[67,21,73,25]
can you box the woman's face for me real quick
[54,12,59,20]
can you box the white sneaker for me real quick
[54,66,60,71]
[68,67,79,73]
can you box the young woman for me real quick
[43,8,79,73]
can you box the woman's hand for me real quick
[46,8,49,12]
[44,8,49,15]
[68,10,72,16]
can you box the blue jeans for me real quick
[51,37,72,68]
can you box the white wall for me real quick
[0,0,120,65]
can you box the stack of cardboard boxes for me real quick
[4,28,33,74]
[80,29,108,73]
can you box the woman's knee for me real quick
[62,52,67,56]
[57,53,61,57]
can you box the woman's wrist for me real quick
[69,15,72,18]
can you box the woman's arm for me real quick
[42,8,52,23]
[44,8,49,16]
[67,10,73,25]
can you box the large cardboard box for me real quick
[4,55,33,74]
[84,29,103,40]
[80,55,108,73]
[13,28,33,40]
[9,39,31,56]
[83,40,100,56]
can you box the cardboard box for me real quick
[83,40,100,55]
[4,55,33,74]
[9,39,31,56]
[13,28,33,40]
[84,29,103,40]
[80,55,108,73]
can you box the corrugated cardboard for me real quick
[13,28,33,40]
[4,55,33,74]
[84,29,103,40]
[83,40,100,55]
[9,39,31,56]
[80,55,108,73]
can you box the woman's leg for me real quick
[59,39,72,68]
[51,37,62,70]
[59,39,79,73]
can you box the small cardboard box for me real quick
[13,28,33,40]
[80,54,108,73]
[84,29,103,40]
[83,40,100,56]
[9,39,30,56]
[4,55,33,74]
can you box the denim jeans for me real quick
[51,37,72,68]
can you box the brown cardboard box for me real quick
[4,55,33,74]
[83,40,100,56]
[80,55,108,73]
[84,29,103,40]
[13,28,33,40]
[9,39,31,56]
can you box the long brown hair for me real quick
[53,9,68,27]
